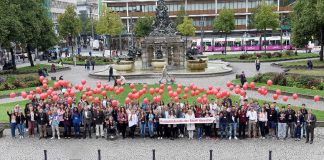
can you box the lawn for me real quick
[0,80,54,97]
[208,53,319,62]
[54,56,113,65]
[280,59,324,68]
[232,78,324,97]
[287,69,324,77]
[1,83,324,122]
[0,64,64,75]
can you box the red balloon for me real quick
[174,96,179,102]
[168,91,173,97]
[273,94,278,100]
[216,86,221,91]
[125,97,131,104]
[158,89,164,95]
[242,84,248,90]
[86,86,91,92]
[81,80,86,85]
[292,93,298,100]
[276,89,281,95]
[199,87,204,93]
[261,86,266,90]
[267,80,273,86]
[190,91,195,96]
[283,96,288,102]
[134,93,140,99]
[153,97,158,103]
[67,97,72,104]
[212,89,218,95]
[208,86,213,90]
[52,95,58,102]
[196,97,202,103]
[167,86,172,91]
[115,89,121,95]
[29,91,34,95]
[202,97,208,104]
[67,84,72,89]
[78,85,84,91]
[149,88,155,95]
[74,84,79,90]
[88,96,93,102]
[28,94,33,101]
[258,88,262,94]
[155,88,160,93]
[226,92,231,97]
[193,85,197,91]
[69,91,75,97]
[97,84,101,88]
[36,87,42,94]
[216,93,222,99]
[130,83,135,89]
[94,97,100,104]
[156,95,162,102]
[143,85,148,89]
[82,94,87,100]
[160,84,164,89]
[102,91,107,96]
[139,90,145,96]
[116,79,121,85]
[250,82,255,90]
[143,98,149,104]
[39,76,45,82]
[105,86,109,91]
[46,89,52,96]
[177,84,182,88]
[119,87,124,92]
[173,92,178,97]
[87,91,93,96]
[67,88,72,93]
[109,86,114,91]
[40,93,46,99]
[235,85,240,88]
[235,88,241,94]
[42,79,48,85]
[9,92,16,98]
[184,87,189,93]
[226,81,231,87]
[183,94,188,99]
[240,90,245,96]
[314,95,320,102]
[195,90,199,96]
[64,92,69,97]
[176,88,181,94]
[21,91,27,99]
[229,85,234,91]
[206,90,211,95]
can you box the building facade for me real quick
[50,0,77,25]
[102,0,295,36]
[77,0,99,20]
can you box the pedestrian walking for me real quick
[255,57,261,71]
[240,71,247,86]
[159,65,170,84]
[108,65,115,82]
[91,59,95,70]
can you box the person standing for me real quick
[37,108,48,139]
[147,110,155,138]
[219,112,227,139]
[91,58,95,70]
[300,104,308,138]
[139,110,147,138]
[285,104,296,138]
[7,110,17,138]
[154,110,163,139]
[305,109,317,144]
[255,57,261,71]
[128,109,138,139]
[49,109,60,140]
[108,65,115,82]
[258,107,268,139]
[238,109,248,139]
[16,111,26,139]
[186,109,195,140]
[159,65,170,84]
[72,107,81,139]
[63,108,72,139]
[294,110,304,141]
[93,108,105,139]
[82,107,93,139]
[118,107,128,139]
[246,107,257,138]
[26,106,36,138]
[169,110,177,140]
[278,107,287,140]
[267,104,278,139]
[240,71,247,86]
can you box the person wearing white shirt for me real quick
[128,109,138,139]
[246,107,257,138]
[209,99,217,115]
[185,109,195,140]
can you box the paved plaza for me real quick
[0,128,323,160]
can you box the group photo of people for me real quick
[6,90,317,144]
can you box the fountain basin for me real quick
[113,60,134,72]
[187,60,207,71]
[197,55,208,68]
[151,59,167,70]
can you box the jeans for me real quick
[83,123,92,138]
[302,122,307,136]
[259,121,266,137]
[155,122,163,137]
[268,121,277,137]
[130,125,136,138]
[278,123,287,139]
[140,122,146,138]
[18,123,24,137]
[306,125,314,142]
[120,123,127,138]
[10,123,16,137]
[148,122,154,137]
[294,126,301,139]
[286,122,295,138]
[256,64,260,71]
[229,123,237,137]
[238,123,246,138]
[64,123,71,137]
[51,125,60,138]
[196,127,203,139]
[73,123,80,136]
[96,124,104,137]
[220,123,227,138]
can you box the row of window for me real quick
[192,18,247,27]
[108,0,278,12]
[51,0,74,9]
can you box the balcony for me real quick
[187,10,216,15]
[279,6,292,12]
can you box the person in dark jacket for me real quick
[36,108,48,139]
[294,110,304,141]
[267,104,278,138]
[225,108,233,140]
[285,104,296,138]
[108,66,115,82]
[72,107,81,139]
[63,107,72,139]
[278,107,287,140]
[16,111,26,138]
[300,104,308,138]
[305,109,317,144]
[240,71,247,86]
[91,59,95,70]
[219,112,227,139]
[238,108,248,139]
[93,108,105,138]
[82,107,93,139]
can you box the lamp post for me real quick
[200,16,206,53]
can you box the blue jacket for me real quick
[72,112,81,124]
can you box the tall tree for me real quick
[177,16,196,49]
[57,5,81,56]
[292,0,324,61]
[213,9,235,55]
[175,6,186,27]
[253,0,279,53]
[96,7,123,56]
[133,16,154,37]
[0,0,24,69]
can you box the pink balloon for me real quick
[226,81,231,87]
[283,96,288,102]
[130,83,135,89]
[197,97,202,103]
[125,97,131,104]
[267,80,273,86]
[183,94,188,99]
[9,92,16,98]
[39,76,45,82]
[292,93,298,100]
[250,82,255,90]
[81,80,86,85]
[276,89,281,95]
[273,94,278,100]
[314,95,320,102]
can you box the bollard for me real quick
[152,149,156,160]
[210,150,213,160]
[269,150,272,160]
[98,149,101,160]
[44,150,47,160]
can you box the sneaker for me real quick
[262,137,266,140]
[51,137,54,139]
[229,137,232,140]
[58,137,60,140]
[234,136,238,140]
[161,137,163,139]
[295,138,297,141]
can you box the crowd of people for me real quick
[6,94,317,144]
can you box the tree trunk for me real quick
[224,33,227,55]
[320,28,324,61]
[264,29,267,54]
[27,44,34,67]
[10,48,16,70]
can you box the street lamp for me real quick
[200,16,206,53]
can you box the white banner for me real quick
[159,118,215,124]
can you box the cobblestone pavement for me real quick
[1,60,323,111]
[0,128,323,160]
